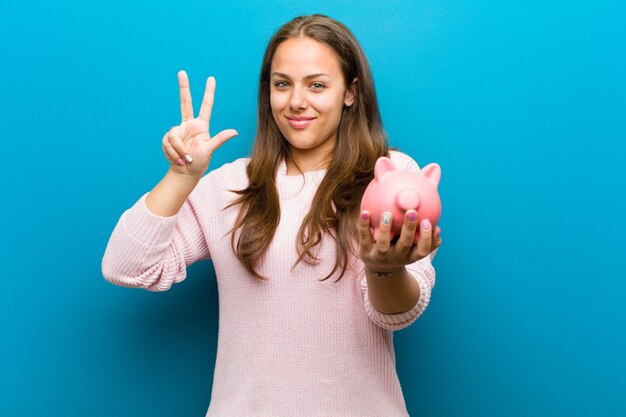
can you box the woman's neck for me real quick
[285,157,329,176]
[285,139,335,176]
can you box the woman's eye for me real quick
[310,82,325,90]
[274,81,289,88]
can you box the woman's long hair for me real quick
[226,14,391,281]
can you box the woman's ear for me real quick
[344,78,358,107]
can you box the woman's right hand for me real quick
[162,70,238,179]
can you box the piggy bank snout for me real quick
[396,190,420,211]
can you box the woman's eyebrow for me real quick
[271,72,331,80]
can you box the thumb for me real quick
[205,129,238,154]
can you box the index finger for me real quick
[198,76,216,124]
[178,70,194,122]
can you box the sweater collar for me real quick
[276,158,327,180]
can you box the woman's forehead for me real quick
[271,37,342,78]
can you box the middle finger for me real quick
[396,210,418,256]
[198,76,216,126]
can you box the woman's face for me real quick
[270,37,355,169]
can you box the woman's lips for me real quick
[286,116,315,129]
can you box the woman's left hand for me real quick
[358,210,442,273]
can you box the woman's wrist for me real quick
[145,170,200,217]
[363,265,406,278]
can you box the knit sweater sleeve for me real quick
[360,249,437,331]
[359,150,440,331]
[101,182,212,292]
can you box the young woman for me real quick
[103,14,442,417]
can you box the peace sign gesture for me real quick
[162,70,238,179]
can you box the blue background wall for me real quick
[2,1,624,416]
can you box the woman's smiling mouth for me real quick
[286,116,316,129]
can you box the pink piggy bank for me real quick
[360,156,442,243]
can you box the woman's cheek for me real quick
[270,92,287,112]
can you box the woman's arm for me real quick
[360,249,437,331]
[146,169,200,217]
[101,170,211,291]
[363,267,420,314]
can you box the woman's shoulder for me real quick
[388,149,421,171]
[185,157,250,217]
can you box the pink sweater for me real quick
[102,150,437,417]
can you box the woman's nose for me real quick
[289,86,308,110]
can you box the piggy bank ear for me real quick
[420,163,441,187]
[374,157,397,180]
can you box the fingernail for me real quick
[184,154,193,163]
[421,219,431,230]
[407,211,417,222]
[360,211,369,221]
[177,158,184,166]
[383,212,392,225]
